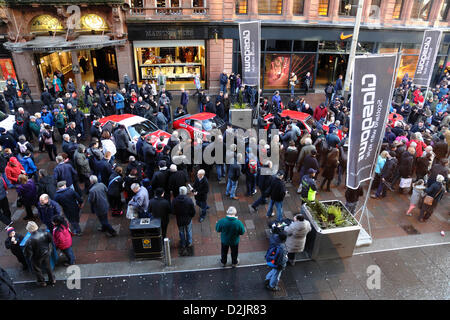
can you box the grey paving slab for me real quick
[245,219,255,230]
[302,291,337,300]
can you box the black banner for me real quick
[347,55,397,189]
[413,30,442,87]
[238,21,260,87]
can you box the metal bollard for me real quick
[164,238,171,266]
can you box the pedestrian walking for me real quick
[107,166,124,216]
[0,175,12,226]
[23,221,56,287]
[266,171,287,222]
[264,231,288,291]
[418,175,446,222]
[172,186,196,256]
[192,169,209,222]
[215,206,245,268]
[88,175,117,236]
[148,187,171,239]
[4,227,28,270]
[54,180,83,235]
[284,214,311,266]
[406,179,426,216]
[52,215,75,266]
[16,174,38,221]
[36,194,61,231]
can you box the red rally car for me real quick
[97,114,171,155]
[264,110,345,140]
[172,112,226,140]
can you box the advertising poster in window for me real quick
[264,54,290,89]
[0,59,17,81]
[291,54,315,85]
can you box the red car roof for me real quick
[264,110,311,121]
[97,114,136,125]
[185,112,216,121]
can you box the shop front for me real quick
[0,40,17,90]
[133,40,206,90]
[230,26,450,93]
[3,13,125,93]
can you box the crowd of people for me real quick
[0,66,448,289]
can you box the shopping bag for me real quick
[399,178,412,188]
[126,205,138,220]
[307,187,316,201]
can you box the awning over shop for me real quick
[3,35,126,53]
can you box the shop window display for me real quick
[135,45,205,90]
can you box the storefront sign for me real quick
[347,54,397,189]
[413,30,442,87]
[239,21,260,87]
[128,25,210,40]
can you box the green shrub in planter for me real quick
[231,102,249,109]
[302,198,358,229]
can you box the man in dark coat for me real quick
[0,128,16,150]
[151,160,169,197]
[54,181,83,235]
[94,156,113,186]
[148,187,171,239]
[36,194,61,231]
[373,154,397,199]
[40,88,53,107]
[168,164,188,198]
[88,175,117,236]
[4,227,27,270]
[143,136,157,178]
[23,221,56,287]
[265,171,287,222]
[172,186,196,256]
[113,125,129,163]
[251,161,274,212]
[192,169,209,222]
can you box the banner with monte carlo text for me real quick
[238,21,260,86]
[413,30,442,87]
[346,54,397,189]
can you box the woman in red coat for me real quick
[407,132,427,158]
[52,215,75,266]
[5,157,24,186]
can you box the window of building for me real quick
[235,0,248,14]
[258,0,283,14]
[339,0,358,16]
[193,0,205,7]
[266,40,292,51]
[410,0,434,20]
[378,43,400,54]
[392,0,403,19]
[318,0,330,16]
[369,0,382,18]
[132,0,144,7]
[440,0,449,20]
[293,41,318,52]
[156,0,180,7]
[293,0,305,15]
[133,41,206,89]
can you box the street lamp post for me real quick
[343,0,365,100]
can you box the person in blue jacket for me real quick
[19,151,37,180]
[36,193,61,231]
[113,91,125,115]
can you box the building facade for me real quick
[1,0,449,97]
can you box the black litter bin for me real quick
[129,217,163,260]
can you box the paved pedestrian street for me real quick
[13,245,450,300]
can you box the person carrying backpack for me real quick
[264,232,288,291]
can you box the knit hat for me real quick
[26,221,39,233]
[6,227,14,235]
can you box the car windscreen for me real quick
[305,116,315,129]
[202,119,213,131]
[0,111,8,122]
[128,120,158,139]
